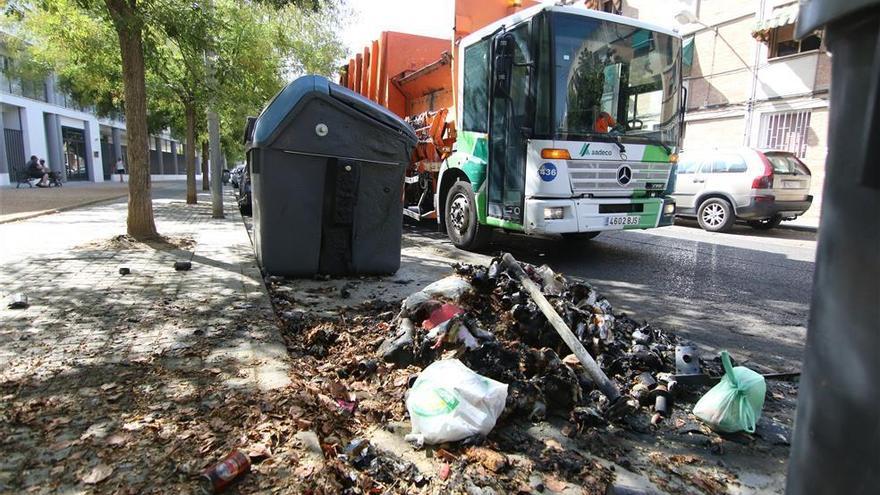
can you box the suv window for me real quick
[707,154,748,173]
[676,157,700,174]
[765,153,810,175]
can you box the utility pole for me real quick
[206,0,223,219]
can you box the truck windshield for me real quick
[551,13,681,148]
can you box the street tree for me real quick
[12,0,159,238]
[9,0,346,232]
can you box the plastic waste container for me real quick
[247,76,417,276]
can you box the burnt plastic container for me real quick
[247,76,416,276]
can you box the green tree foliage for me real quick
[6,0,347,214]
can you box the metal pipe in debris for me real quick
[500,253,621,402]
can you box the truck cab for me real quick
[437,4,683,249]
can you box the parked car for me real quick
[229,164,245,189]
[671,148,813,232]
[237,163,252,216]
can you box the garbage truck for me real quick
[345,2,685,250]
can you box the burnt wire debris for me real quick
[375,253,682,428]
[261,253,797,494]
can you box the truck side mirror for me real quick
[493,33,515,98]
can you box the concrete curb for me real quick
[779,223,819,233]
[0,193,129,225]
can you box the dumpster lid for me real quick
[797,0,880,37]
[253,76,417,147]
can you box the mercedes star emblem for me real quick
[616,165,633,186]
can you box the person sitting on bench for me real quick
[39,159,61,185]
[26,156,49,187]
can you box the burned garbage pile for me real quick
[377,252,680,426]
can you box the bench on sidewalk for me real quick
[11,165,63,188]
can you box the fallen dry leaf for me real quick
[543,475,568,492]
[81,463,114,484]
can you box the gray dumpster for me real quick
[247,76,417,276]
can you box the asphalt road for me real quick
[404,218,816,372]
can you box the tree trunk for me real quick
[185,102,197,204]
[106,0,157,240]
[201,140,210,191]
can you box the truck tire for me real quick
[445,180,491,251]
[697,197,734,232]
[561,232,601,241]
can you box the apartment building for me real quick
[625,0,830,218]
[1,36,199,186]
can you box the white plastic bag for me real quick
[405,359,508,445]
[403,276,473,312]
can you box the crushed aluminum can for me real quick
[7,293,28,309]
[174,261,192,271]
[201,450,250,493]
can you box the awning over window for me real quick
[752,3,800,40]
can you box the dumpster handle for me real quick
[282,150,402,167]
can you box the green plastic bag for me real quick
[693,351,766,433]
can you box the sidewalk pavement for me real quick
[0,181,184,224]
[0,184,292,492]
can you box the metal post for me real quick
[208,109,223,218]
[786,3,880,493]
[206,0,223,218]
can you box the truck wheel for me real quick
[747,215,782,230]
[561,232,601,241]
[445,181,490,251]
[697,197,734,232]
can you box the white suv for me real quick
[672,148,813,232]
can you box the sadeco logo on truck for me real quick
[580,143,613,157]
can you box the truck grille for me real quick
[567,161,671,196]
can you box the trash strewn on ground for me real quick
[0,242,796,494]
[256,253,799,494]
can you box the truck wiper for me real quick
[608,134,627,154]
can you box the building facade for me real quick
[1,38,200,186]
[624,0,830,219]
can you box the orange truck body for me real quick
[339,0,543,122]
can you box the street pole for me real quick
[206,0,223,219]
[207,108,223,218]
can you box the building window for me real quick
[462,38,490,133]
[759,110,811,158]
[770,24,821,58]
[162,140,171,153]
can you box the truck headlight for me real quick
[663,202,676,215]
[544,207,565,220]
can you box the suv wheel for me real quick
[747,215,782,230]
[697,198,734,232]
[445,181,491,251]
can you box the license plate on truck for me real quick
[606,215,640,226]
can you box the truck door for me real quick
[488,23,531,225]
